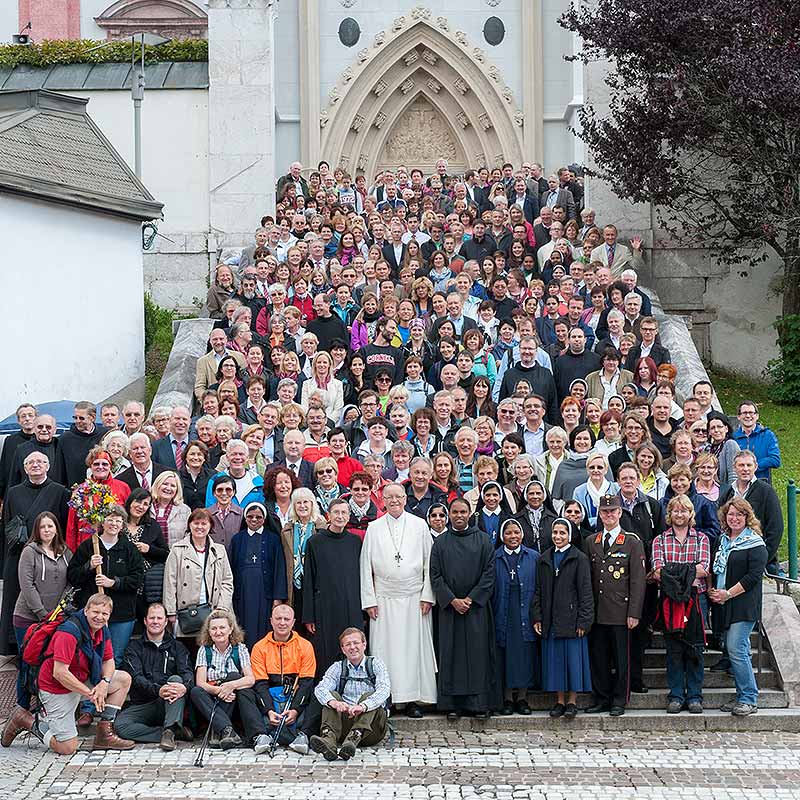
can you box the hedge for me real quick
[0,38,208,69]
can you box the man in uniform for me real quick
[584,494,646,716]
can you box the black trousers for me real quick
[589,623,630,708]
[629,583,657,689]
[190,685,266,742]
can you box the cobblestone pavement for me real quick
[4,729,800,799]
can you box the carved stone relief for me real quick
[381,101,459,165]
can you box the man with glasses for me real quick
[53,402,109,488]
[624,317,670,370]
[498,338,558,421]
[521,394,551,457]
[495,400,522,444]
[360,483,436,719]
[732,401,781,483]
[121,401,145,436]
[8,415,58,489]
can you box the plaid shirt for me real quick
[195,643,251,683]
[651,528,711,592]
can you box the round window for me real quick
[339,18,360,48]
[483,16,505,46]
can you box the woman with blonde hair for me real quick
[279,402,306,432]
[151,471,191,547]
[635,442,669,501]
[279,488,326,621]
[709,498,767,716]
[300,351,344,423]
[693,452,721,505]
[572,452,619,528]
[190,608,263,750]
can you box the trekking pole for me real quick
[194,696,221,767]
[268,676,299,758]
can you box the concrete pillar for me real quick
[207,0,276,249]
[521,0,544,163]
[298,0,320,170]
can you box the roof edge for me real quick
[0,89,89,115]
[0,171,164,222]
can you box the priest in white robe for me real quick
[360,483,437,716]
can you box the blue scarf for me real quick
[292,522,314,589]
[712,527,765,588]
[59,610,109,686]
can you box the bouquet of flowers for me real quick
[68,480,119,529]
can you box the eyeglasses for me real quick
[376,376,391,383]
[318,468,336,475]
[499,409,516,415]
[215,487,235,494]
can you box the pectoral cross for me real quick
[394,552,403,565]
[509,568,516,581]
[251,554,258,563]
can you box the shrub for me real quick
[766,315,800,405]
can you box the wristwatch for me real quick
[101,677,112,684]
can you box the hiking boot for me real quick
[77,712,94,729]
[159,727,176,752]
[175,725,194,742]
[310,728,339,761]
[92,721,135,750]
[666,700,683,714]
[338,729,362,760]
[732,703,758,716]
[1,706,33,747]
[687,701,704,714]
[288,732,309,755]
[719,700,737,713]
[219,726,243,750]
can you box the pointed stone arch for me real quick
[319,14,524,177]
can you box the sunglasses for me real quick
[215,487,235,494]
[318,468,336,475]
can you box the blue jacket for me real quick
[492,546,539,647]
[733,424,781,481]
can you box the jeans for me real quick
[14,625,30,709]
[726,620,758,706]
[80,619,136,716]
[665,592,708,704]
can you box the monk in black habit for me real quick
[430,497,497,719]
[302,497,364,677]
[0,452,69,655]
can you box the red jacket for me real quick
[65,478,131,553]
[291,295,316,325]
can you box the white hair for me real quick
[226,438,248,455]
[129,432,151,448]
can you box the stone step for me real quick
[649,630,762,649]
[643,648,771,668]
[640,666,779,689]
[391,707,800,733]
[492,686,787,711]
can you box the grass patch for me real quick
[708,365,800,562]
[144,294,180,409]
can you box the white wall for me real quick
[80,0,111,39]
[78,89,209,234]
[0,2,18,43]
[0,194,145,418]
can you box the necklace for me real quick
[386,513,406,566]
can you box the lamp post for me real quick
[88,32,170,179]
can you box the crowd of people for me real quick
[0,156,786,758]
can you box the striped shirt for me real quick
[315,656,391,711]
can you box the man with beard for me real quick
[429,497,496,719]
[303,498,364,676]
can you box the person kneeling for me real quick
[190,609,265,750]
[115,602,195,750]
[310,627,390,761]
[5,593,134,755]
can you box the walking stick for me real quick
[268,676,299,758]
[194,696,221,768]
[91,534,105,594]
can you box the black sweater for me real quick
[718,481,783,563]
[716,543,768,626]
[68,535,144,622]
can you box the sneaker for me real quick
[159,727,176,752]
[732,703,758,716]
[219,726,243,750]
[309,729,339,761]
[338,729,362,760]
[288,732,309,755]
[687,701,704,714]
[719,700,737,713]
[666,700,683,714]
[253,734,273,755]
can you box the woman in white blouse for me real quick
[300,351,344,423]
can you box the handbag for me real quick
[142,562,165,604]
[5,515,30,554]
[176,542,214,635]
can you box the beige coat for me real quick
[194,349,246,402]
[162,535,234,634]
[585,368,635,406]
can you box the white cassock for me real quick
[360,511,437,704]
